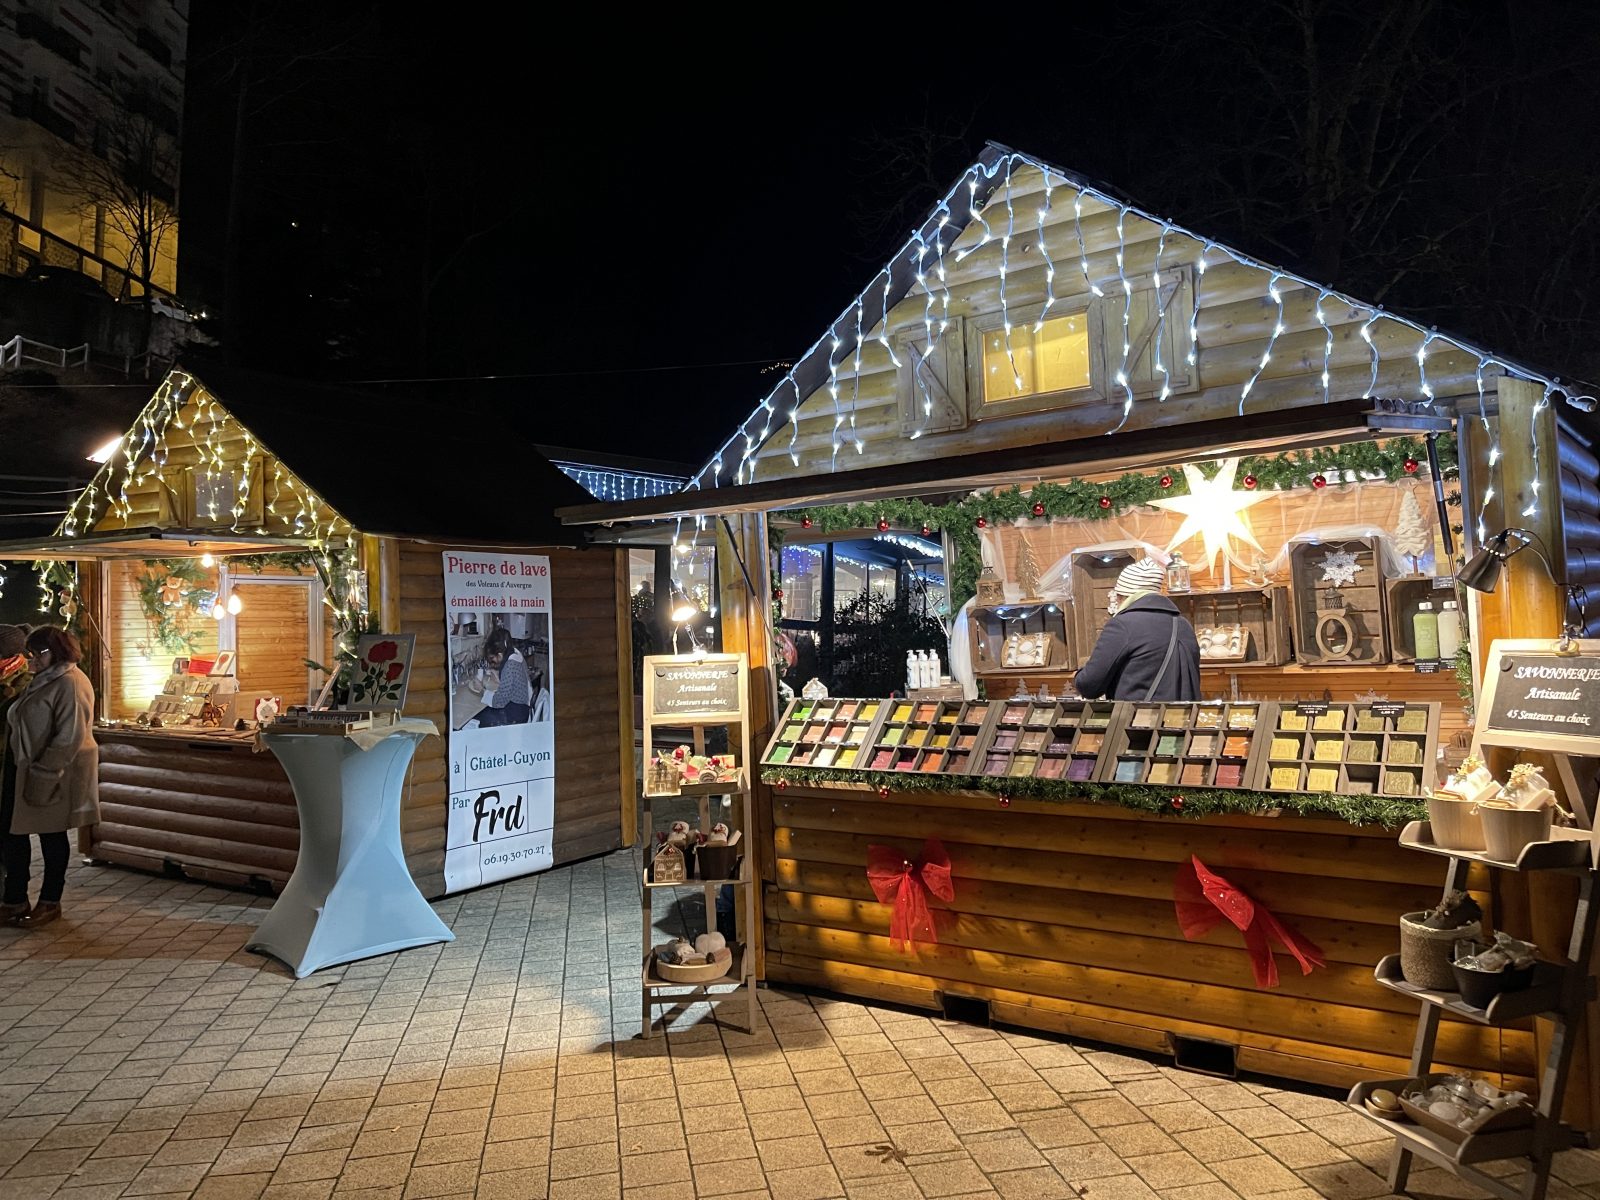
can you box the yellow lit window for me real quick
[982,312,1090,403]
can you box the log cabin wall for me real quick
[1560,414,1600,637]
[745,166,1487,482]
[768,784,1530,1092]
[392,540,627,897]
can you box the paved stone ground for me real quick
[0,847,1597,1200]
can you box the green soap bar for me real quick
[769,745,791,763]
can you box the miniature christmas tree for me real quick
[1393,489,1430,574]
[1017,533,1044,601]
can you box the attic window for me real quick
[981,311,1091,403]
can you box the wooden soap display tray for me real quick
[759,697,887,770]
[970,698,1120,783]
[1168,585,1292,666]
[1264,701,1440,797]
[1101,701,1267,789]
[864,697,977,776]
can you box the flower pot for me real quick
[1478,804,1552,864]
[1427,795,1486,852]
[1398,912,1482,990]
[1452,959,1535,1010]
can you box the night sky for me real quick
[179,2,1600,470]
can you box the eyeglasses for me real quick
[25,649,49,660]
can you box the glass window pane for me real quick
[780,545,823,623]
[983,311,1090,403]
[834,555,866,604]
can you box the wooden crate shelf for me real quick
[1386,575,1460,663]
[969,602,1073,677]
[1068,544,1141,669]
[1169,584,1292,666]
[1289,538,1391,665]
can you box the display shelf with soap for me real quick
[1097,701,1269,788]
[1264,701,1441,796]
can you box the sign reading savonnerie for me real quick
[442,552,555,893]
[649,658,742,722]
[1485,651,1600,741]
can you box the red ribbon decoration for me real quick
[867,837,955,950]
[1174,855,1324,989]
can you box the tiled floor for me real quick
[0,847,1597,1200]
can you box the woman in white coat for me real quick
[1,625,98,927]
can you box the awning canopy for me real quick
[0,528,330,561]
[559,399,1381,526]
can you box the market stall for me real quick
[0,363,635,897]
[561,145,1600,1114]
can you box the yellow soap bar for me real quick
[1271,766,1301,790]
[1279,711,1307,731]
[1270,737,1299,760]
[1314,710,1347,731]
[1313,737,1344,762]
[1307,767,1339,792]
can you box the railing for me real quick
[0,335,165,380]
[0,209,182,308]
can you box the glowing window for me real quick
[982,311,1090,403]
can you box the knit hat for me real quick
[0,624,26,659]
[1114,557,1166,596]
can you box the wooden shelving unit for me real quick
[1346,639,1600,1200]
[639,653,757,1038]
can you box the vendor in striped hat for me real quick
[1075,557,1201,701]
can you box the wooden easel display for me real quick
[1348,638,1600,1200]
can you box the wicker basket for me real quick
[654,946,733,984]
[1399,912,1482,989]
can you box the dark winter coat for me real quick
[1074,593,1202,702]
[4,662,99,835]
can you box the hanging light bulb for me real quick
[199,552,215,568]
[211,601,226,621]
[226,592,243,615]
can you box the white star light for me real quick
[1150,458,1272,576]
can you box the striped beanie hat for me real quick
[1114,557,1166,596]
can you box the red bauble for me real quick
[1312,474,1327,489]
[800,515,813,529]
[877,785,890,798]
[976,516,988,529]
[1032,502,1045,517]
[920,524,932,537]
[775,778,787,791]
[877,517,890,532]
[773,588,784,600]
[1403,457,1420,475]
[1171,796,1185,810]
[1098,496,1112,510]
[1243,475,1258,490]
[1159,474,1173,489]
[998,794,1012,809]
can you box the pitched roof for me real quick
[179,361,595,546]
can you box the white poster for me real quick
[442,551,555,893]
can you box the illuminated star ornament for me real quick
[1150,457,1272,575]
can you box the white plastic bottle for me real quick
[906,650,918,693]
[1437,599,1461,661]
[928,646,943,686]
[915,650,930,689]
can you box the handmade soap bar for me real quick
[1194,707,1223,729]
[1214,763,1243,787]
[1397,709,1428,733]
[1114,758,1142,782]
[837,701,858,720]
[870,749,893,770]
[1388,739,1420,765]
[783,723,803,739]
[1270,737,1299,760]
[1307,767,1339,792]
[1146,761,1175,784]
[1026,708,1052,727]
[993,730,1018,750]
[984,753,1009,775]
[1038,756,1066,779]
[1180,762,1208,786]
[1083,711,1110,729]
[1163,707,1189,728]
[1222,736,1251,758]
[931,733,950,749]
[1384,770,1418,796]
[1002,704,1027,723]
[1132,705,1160,729]
[1355,711,1384,732]
[1314,710,1347,731]
[1271,766,1302,790]
[1047,739,1072,754]
[1022,731,1048,752]
[1077,732,1103,753]
[892,703,913,722]
[793,702,814,720]
[1067,756,1096,781]
[895,754,917,771]
[881,727,902,746]
[1189,734,1216,756]
[769,744,792,763]
[914,703,936,721]
[1313,737,1343,762]
[956,733,976,749]
[1011,755,1038,777]
[1346,739,1378,763]
[1157,734,1184,756]
[1279,711,1307,731]
[861,702,880,720]
[1227,707,1258,729]
[918,755,943,772]
[947,752,970,772]
[826,721,847,742]
[812,747,836,767]
[906,727,928,747]
[837,749,858,767]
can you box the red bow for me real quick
[1174,855,1324,989]
[866,837,955,951]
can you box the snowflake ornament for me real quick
[1316,549,1362,587]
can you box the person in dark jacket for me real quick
[1075,557,1202,701]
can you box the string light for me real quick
[1523,381,1555,519]
[1032,167,1058,332]
[1417,329,1439,402]
[679,148,1595,495]
[998,159,1023,392]
[1239,273,1286,415]
[1474,356,1500,543]
[849,299,865,454]
[553,464,688,502]
[1152,225,1170,401]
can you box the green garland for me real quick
[783,437,1456,609]
[762,766,1426,829]
[232,551,315,575]
[134,559,216,657]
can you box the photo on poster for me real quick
[448,611,551,731]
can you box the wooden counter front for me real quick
[767,783,1528,1091]
[91,728,298,892]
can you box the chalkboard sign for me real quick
[646,655,745,723]
[1485,651,1600,743]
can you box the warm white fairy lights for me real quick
[998,160,1023,392]
[676,149,1596,518]
[1239,273,1286,415]
[1108,206,1135,432]
[1524,381,1556,519]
